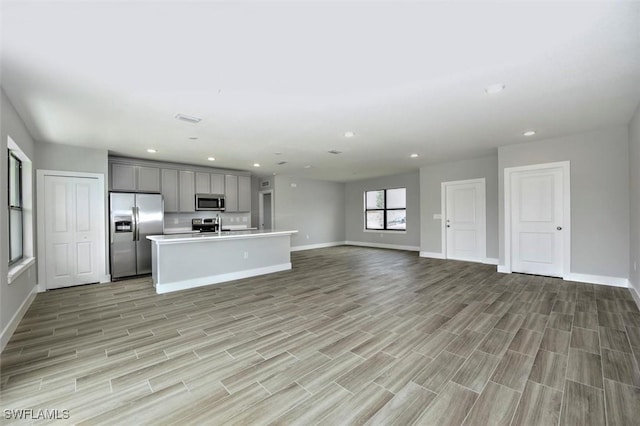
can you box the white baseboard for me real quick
[564,273,629,288]
[1,286,37,353]
[291,241,346,252]
[497,265,510,274]
[155,263,292,294]
[484,258,499,265]
[345,241,420,252]
[100,274,112,283]
[629,285,640,311]
[419,251,445,259]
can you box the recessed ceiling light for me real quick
[207,157,215,161]
[146,149,157,153]
[523,130,536,137]
[344,131,355,138]
[175,113,202,123]
[304,165,312,169]
[253,163,261,167]
[410,153,419,158]
[485,83,505,94]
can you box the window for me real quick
[8,150,23,265]
[365,187,406,231]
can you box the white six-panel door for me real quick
[510,165,566,277]
[44,175,102,289]
[443,179,486,262]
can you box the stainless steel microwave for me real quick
[195,193,225,211]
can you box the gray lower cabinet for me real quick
[161,169,179,212]
[137,166,160,192]
[225,174,239,212]
[238,175,251,212]
[179,170,196,212]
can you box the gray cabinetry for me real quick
[111,163,160,192]
[211,174,225,195]
[195,172,210,194]
[137,166,160,192]
[161,169,179,212]
[238,175,251,212]
[225,175,239,212]
[179,170,196,212]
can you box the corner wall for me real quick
[345,172,420,250]
[629,105,640,299]
[273,175,345,249]
[498,126,630,280]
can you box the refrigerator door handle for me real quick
[132,207,138,241]
[135,206,141,241]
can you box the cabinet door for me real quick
[238,175,251,212]
[225,175,238,212]
[195,172,211,194]
[211,174,225,195]
[137,166,160,192]
[161,169,179,212]
[179,170,196,212]
[111,163,136,191]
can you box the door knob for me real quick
[557,226,562,231]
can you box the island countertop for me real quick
[148,229,298,244]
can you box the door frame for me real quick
[441,178,486,262]
[503,161,571,276]
[258,189,274,230]
[36,170,108,291]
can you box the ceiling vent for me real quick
[175,113,202,124]
[277,161,287,165]
[328,150,342,154]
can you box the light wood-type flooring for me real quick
[2,246,640,425]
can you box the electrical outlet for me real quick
[244,251,249,259]
[173,218,178,225]
[380,233,384,238]
[291,183,297,188]
[306,234,309,239]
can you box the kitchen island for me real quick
[147,229,298,294]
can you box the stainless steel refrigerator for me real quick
[109,192,163,279]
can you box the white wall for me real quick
[345,172,420,250]
[498,127,630,280]
[629,105,640,296]
[420,155,499,259]
[273,175,345,248]
[1,88,38,350]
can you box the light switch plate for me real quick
[433,213,442,220]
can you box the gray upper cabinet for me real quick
[137,166,160,192]
[111,163,160,193]
[179,170,196,212]
[111,163,137,191]
[238,175,251,212]
[161,169,179,212]
[225,174,239,212]
[211,174,225,195]
[195,172,210,194]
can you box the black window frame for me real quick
[8,150,23,266]
[364,187,407,231]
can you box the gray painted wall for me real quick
[498,126,630,279]
[345,172,420,249]
[1,89,37,340]
[629,105,640,295]
[419,155,499,258]
[273,175,345,248]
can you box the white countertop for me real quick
[149,229,298,244]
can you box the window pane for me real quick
[366,211,384,229]
[366,190,384,209]
[387,188,406,209]
[9,154,21,207]
[10,208,23,263]
[387,209,406,230]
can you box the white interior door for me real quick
[444,179,486,262]
[510,167,564,277]
[44,175,102,289]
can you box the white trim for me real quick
[37,170,107,291]
[155,263,292,294]
[7,257,36,284]
[419,251,446,259]
[484,258,499,265]
[629,286,640,311]
[291,241,346,252]
[504,161,571,278]
[362,230,407,234]
[1,286,37,353]
[497,265,510,273]
[346,241,420,252]
[441,178,487,264]
[564,273,629,288]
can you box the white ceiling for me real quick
[2,1,640,181]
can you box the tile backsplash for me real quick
[164,212,252,230]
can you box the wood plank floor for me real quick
[2,246,640,425]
